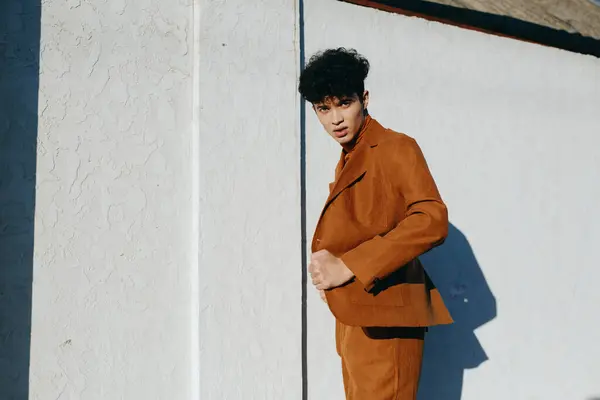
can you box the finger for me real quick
[315,281,330,291]
[319,290,327,304]
[311,274,321,286]
[310,273,323,285]
[310,264,321,276]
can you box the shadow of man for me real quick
[418,223,497,400]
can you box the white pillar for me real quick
[30,0,194,398]
[196,0,303,398]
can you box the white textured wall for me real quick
[29,0,193,398]
[6,0,598,398]
[304,1,600,399]
[196,0,303,399]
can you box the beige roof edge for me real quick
[428,0,600,40]
[339,0,600,58]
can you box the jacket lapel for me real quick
[312,118,387,251]
[321,145,369,216]
[320,118,385,218]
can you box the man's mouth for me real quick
[334,127,348,137]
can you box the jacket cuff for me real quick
[340,236,383,292]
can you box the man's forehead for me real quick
[315,94,358,106]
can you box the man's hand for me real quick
[318,289,327,304]
[309,249,354,290]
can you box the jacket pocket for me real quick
[340,280,406,307]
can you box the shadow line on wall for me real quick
[0,0,41,398]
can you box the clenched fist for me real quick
[309,249,354,290]
[318,289,327,304]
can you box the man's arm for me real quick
[339,135,448,293]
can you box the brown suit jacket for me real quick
[313,117,453,327]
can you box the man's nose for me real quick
[332,110,343,125]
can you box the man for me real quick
[299,48,453,399]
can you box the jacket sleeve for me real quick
[339,136,448,292]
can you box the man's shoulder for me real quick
[375,127,419,153]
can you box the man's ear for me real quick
[362,90,370,109]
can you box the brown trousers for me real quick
[336,320,426,400]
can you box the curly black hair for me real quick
[298,48,370,104]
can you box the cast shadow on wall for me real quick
[418,223,497,400]
[0,0,41,398]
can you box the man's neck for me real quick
[342,114,372,153]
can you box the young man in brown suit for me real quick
[299,48,453,399]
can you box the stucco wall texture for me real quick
[26,0,194,398]
[196,0,303,399]
[305,1,600,400]
[1,0,599,398]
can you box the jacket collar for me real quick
[322,116,386,216]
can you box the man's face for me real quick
[313,91,369,146]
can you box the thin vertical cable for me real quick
[298,0,308,398]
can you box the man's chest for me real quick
[313,166,405,254]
